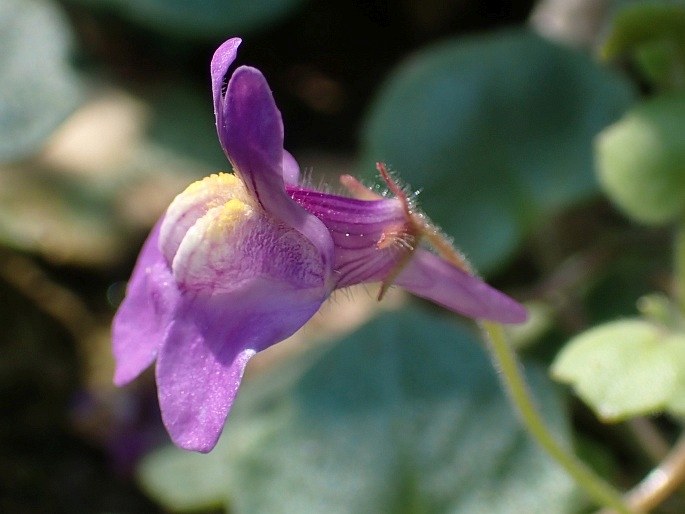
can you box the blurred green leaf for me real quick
[140,308,579,514]
[0,0,84,161]
[601,1,685,89]
[360,29,635,272]
[137,446,229,511]
[603,1,685,58]
[596,94,685,225]
[552,319,685,421]
[63,0,308,39]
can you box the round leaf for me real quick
[552,319,685,421]
[360,29,635,272]
[139,308,579,514]
[596,94,685,224]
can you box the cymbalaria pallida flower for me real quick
[113,37,527,453]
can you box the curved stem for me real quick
[480,321,635,514]
[597,432,685,514]
[628,417,670,464]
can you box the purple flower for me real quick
[112,37,527,453]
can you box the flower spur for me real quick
[112,37,527,452]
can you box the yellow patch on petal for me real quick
[204,198,252,242]
[160,171,255,265]
[170,197,261,291]
[180,172,250,211]
[183,172,240,195]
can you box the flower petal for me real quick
[171,200,328,294]
[156,314,254,454]
[289,187,407,287]
[221,66,334,266]
[156,282,327,452]
[395,250,527,323]
[112,220,181,386]
[159,172,252,266]
[211,37,242,127]
[221,65,283,206]
[282,150,300,186]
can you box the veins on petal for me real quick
[373,162,475,299]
